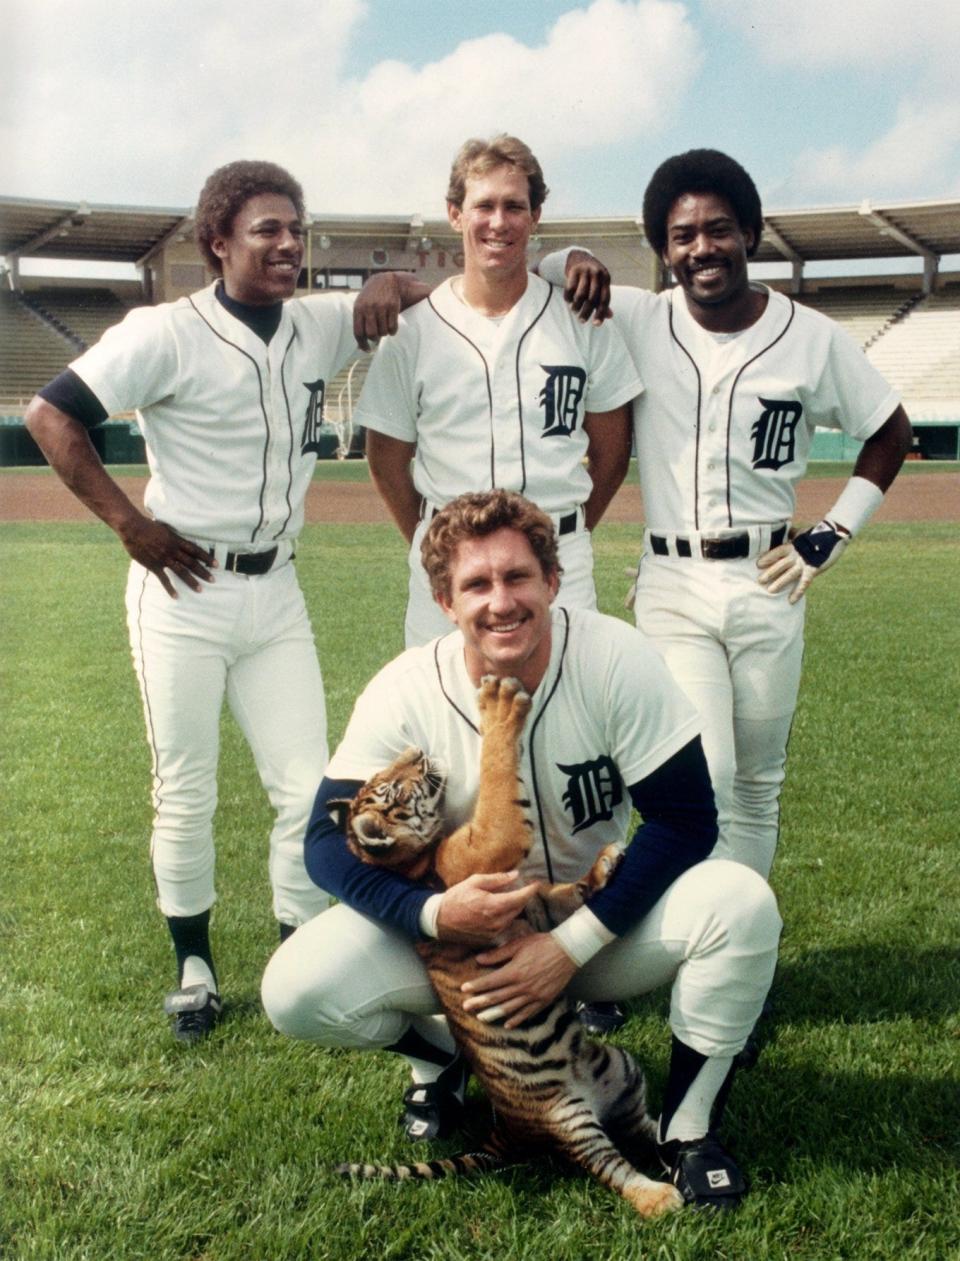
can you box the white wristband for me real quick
[550,905,616,967]
[538,246,581,287]
[828,476,884,537]
[418,893,443,939]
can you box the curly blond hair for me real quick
[421,491,562,603]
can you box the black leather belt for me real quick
[422,506,579,536]
[208,545,280,575]
[650,524,786,560]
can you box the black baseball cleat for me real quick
[400,1055,468,1142]
[163,983,223,1044]
[576,1000,627,1036]
[658,1133,748,1211]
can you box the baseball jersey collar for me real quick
[430,271,550,330]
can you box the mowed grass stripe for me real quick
[1,521,958,1261]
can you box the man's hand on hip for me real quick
[757,518,850,604]
[120,516,216,598]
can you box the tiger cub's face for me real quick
[335,747,446,880]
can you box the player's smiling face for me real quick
[212,192,304,306]
[662,191,754,313]
[448,165,541,283]
[438,527,558,692]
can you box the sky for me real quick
[3,0,959,228]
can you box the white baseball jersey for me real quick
[613,284,900,532]
[70,282,357,544]
[326,606,700,886]
[354,274,642,514]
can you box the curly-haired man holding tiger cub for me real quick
[262,489,781,1211]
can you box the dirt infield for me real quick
[0,468,956,524]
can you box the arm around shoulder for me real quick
[353,271,434,350]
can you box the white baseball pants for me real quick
[633,552,805,878]
[125,558,331,925]
[261,859,781,1061]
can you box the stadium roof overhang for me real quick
[0,195,192,267]
[2,192,958,285]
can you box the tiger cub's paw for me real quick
[628,1180,685,1218]
[581,843,624,896]
[478,675,531,726]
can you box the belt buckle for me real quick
[226,551,243,573]
[701,534,748,560]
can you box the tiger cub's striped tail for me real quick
[336,1150,505,1182]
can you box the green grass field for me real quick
[2,517,959,1260]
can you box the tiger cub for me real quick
[334,674,682,1220]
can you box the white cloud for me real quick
[777,98,960,204]
[705,0,960,71]
[296,0,703,214]
[0,0,369,204]
[706,0,960,205]
[0,0,701,214]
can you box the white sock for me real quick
[660,1055,734,1143]
[180,954,217,993]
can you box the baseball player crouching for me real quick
[540,149,912,883]
[25,161,428,1043]
[262,489,782,1210]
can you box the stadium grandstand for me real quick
[2,191,958,463]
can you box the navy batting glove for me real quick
[757,517,850,604]
[792,519,849,568]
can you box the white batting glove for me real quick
[757,518,850,604]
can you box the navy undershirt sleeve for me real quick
[38,368,108,428]
[305,776,433,940]
[586,736,718,937]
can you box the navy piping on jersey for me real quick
[722,297,796,526]
[427,295,495,485]
[276,328,297,539]
[666,298,704,531]
[525,606,571,884]
[513,285,553,495]
[668,291,797,529]
[432,637,480,735]
[188,295,269,543]
[187,294,300,544]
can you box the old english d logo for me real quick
[751,397,802,470]
[302,379,326,454]
[539,365,586,437]
[559,756,623,834]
